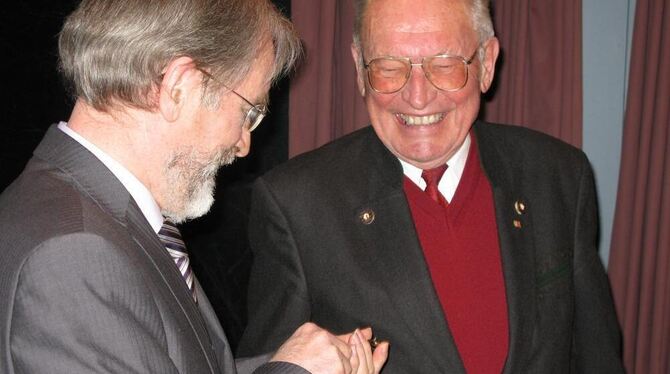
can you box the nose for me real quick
[234,129,251,157]
[401,64,437,110]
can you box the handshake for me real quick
[269,323,389,374]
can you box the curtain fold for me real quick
[483,0,582,147]
[289,0,368,157]
[608,1,670,373]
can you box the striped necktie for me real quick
[158,220,197,303]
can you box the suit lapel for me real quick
[125,201,220,374]
[34,125,220,373]
[195,280,236,373]
[33,126,131,220]
[474,122,537,373]
[354,129,465,373]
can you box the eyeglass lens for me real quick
[245,106,266,132]
[367,56,469,93]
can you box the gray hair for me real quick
[353,0,495,50]
[59,0,301,111]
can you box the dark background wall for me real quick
[1,2,79,189]
[0,0,292,351]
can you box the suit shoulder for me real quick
[262,127,376,183]
[2,165,88,241]
[476,121,588,166]
[19,232,136,280]
[8,233,134,288]
[0,162,128,270]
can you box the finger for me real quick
[337,331,354,343]
[350,330,368,374]
[337,345,353,374]
[359,327,373,340]
[330,332,353,360]
[349,342,360,374]
[358,327,378,354]
[372,341,390,374]
[355,329,374,372]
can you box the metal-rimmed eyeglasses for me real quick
[363,46,480,94]
[225,88,267,132]
[198,69,268,132]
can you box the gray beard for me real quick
[161,146,237,224]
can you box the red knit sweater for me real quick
[403,139,509,374]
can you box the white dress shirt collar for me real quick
[58,122,164,233]
[398,133,471,203]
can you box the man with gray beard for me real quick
[0,0,387,373]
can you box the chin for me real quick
[181,185,216,222]
[162,179,215,224]
[162,147,236,224]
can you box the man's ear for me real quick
[479,37,500,93]
[158,56,201,122]
[351,42,367,96]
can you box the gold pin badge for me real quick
[358,209,375,225]
[514,200,526,215]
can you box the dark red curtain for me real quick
[608,0,670,373]
[289,0,368,157]
[289,1,583,155]
[483,0,583,147]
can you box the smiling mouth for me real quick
[397,113,445,126]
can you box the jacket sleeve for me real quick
[235,353,311,374]
[252,362,311,374]
[237,177,311,357]
[570,158,624,373]
[9,233,179,374]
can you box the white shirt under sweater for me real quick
[398,134,471,203]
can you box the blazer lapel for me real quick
[474,122,537,373]
[126,205,220,374]
[354,130,465,373]
[34,125,220,373]
[195,280,237,373]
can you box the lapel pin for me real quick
[513,219,522,229]
[514,200,526,215]
[358,208,375,225]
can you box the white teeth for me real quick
[398,113,444,125]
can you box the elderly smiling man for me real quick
[238,0,625,372]
[0,0,388,373]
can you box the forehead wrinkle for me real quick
[365,0,471,31]
[366,28,477,60]
[370,12,448,34]
[362,0,477,58]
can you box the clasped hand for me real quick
[271,323,389,374]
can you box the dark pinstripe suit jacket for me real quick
[0,125,305,374]
[238,122,624,373]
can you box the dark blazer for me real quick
[0,126,305,374]
[238,122,624,373]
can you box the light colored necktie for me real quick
[421,165,449,208]
[158,220,197,303]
